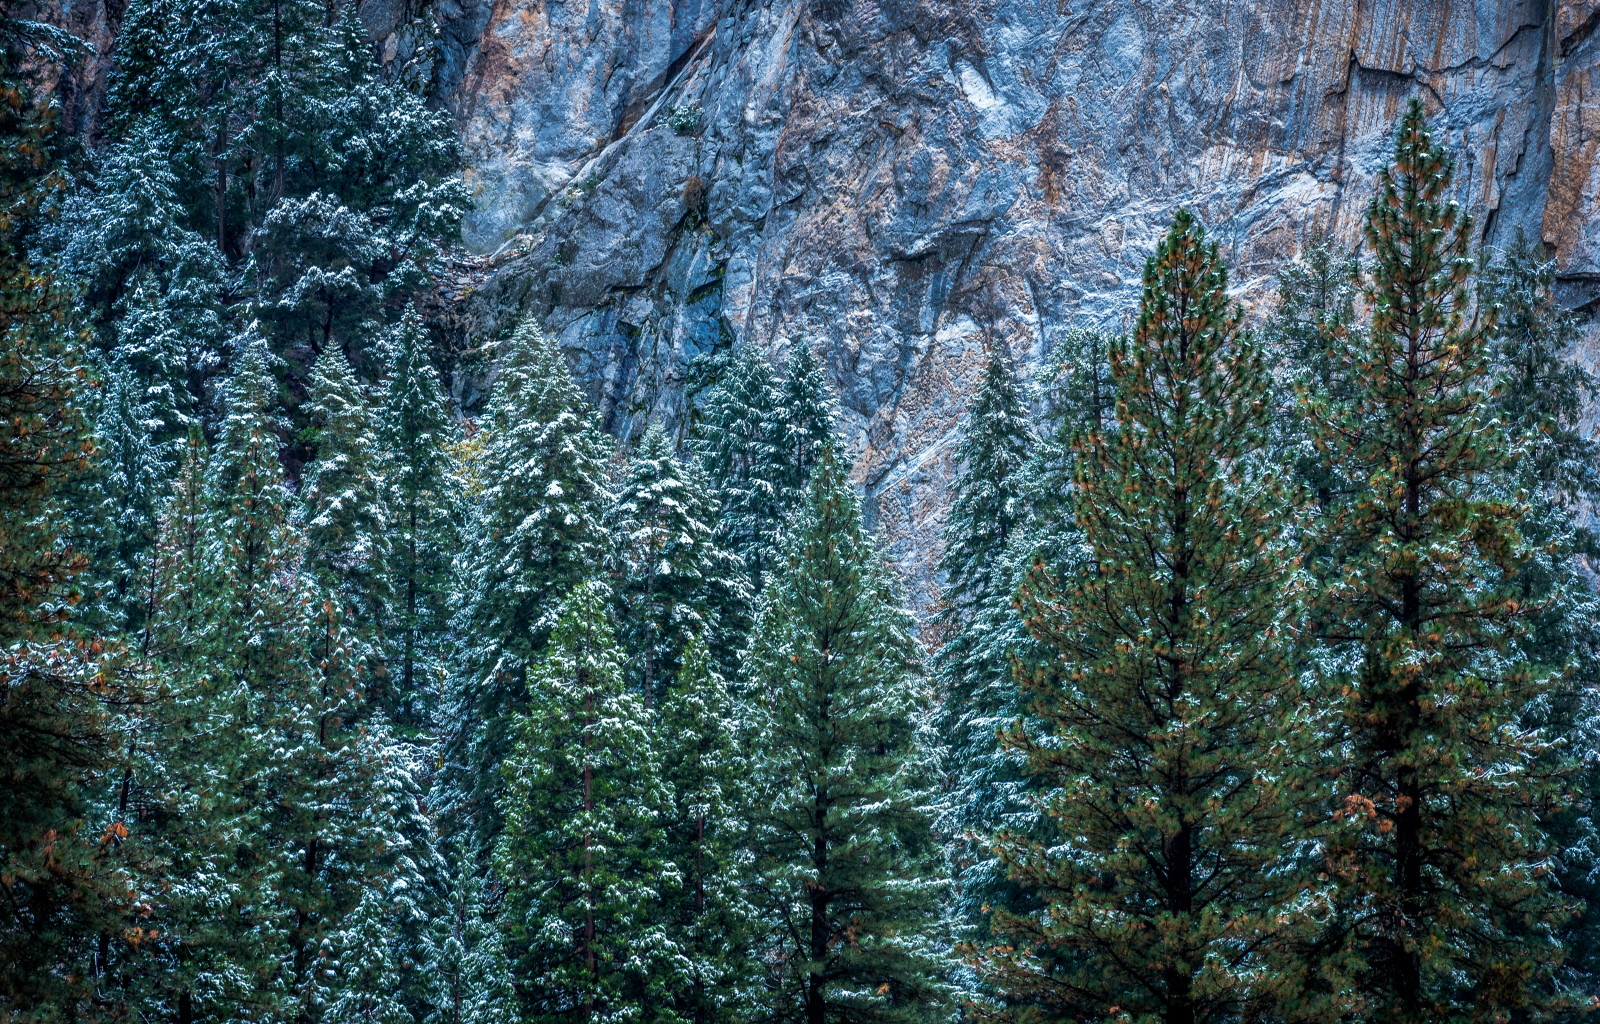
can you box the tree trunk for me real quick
[807,819,828,1024]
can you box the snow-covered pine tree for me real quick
[111,338,309,1022]
[1305,102,1565,1021]
[445,317,612,851]
[606,423,747,706]
[980,211,1330,1024]
[301,341,392,632]
[1265,236,1361,392]
[424,843,517,1024]
[931,345,1034,936]
[1482,240,1600,1006]
[79,354,176,632]
[1264,238,1362,506]
[692,344,786,594]
[747,436,950,1024]
[51,118,224,359]
[105,0,463,390]
[773,341,836,513]
[1018,325,1114,567]
[282,595,442,1024]
[117,424,262,1022]
[493,581,682,1022]
[658,631,758,1024]
[197,333,312,1019]
[380,309,460,730]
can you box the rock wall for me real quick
[433,0,1600,611]
[40,0,1600,611]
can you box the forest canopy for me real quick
[2,6,1598,1024]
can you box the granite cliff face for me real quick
[42,0,1600,610]
[417,0,1600,610]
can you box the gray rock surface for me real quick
[430,0,1600,612]
[38,0,1592,612]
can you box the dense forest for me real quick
[4,5,1600,1024]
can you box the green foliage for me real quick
[301,342,392,628]
[748,438,951,1024]
[606,423,748,705]
[0,16,135,1017]
[447,318,612,850]
[1304,101,1565,1021]
[379,310,460,729]
[932,346,1034,934]
[657,633,759,1024]
[494,582,682,1023]
[693,344,786,591]
[659,104,705,136]
[982,210,1333,1024]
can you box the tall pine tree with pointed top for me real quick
[658,632,758,1024]
[747,437,950,1024]
[606,423,748,706]
[774,342,837,512]
[301,341,391,631]
[379,309,460,730]
[1305,101,1565,1021]
[980,211,1332,1024]
[932,345,1035,935]
[493,581,682,1023]
[693,344,786,594]
[446,317,612,851]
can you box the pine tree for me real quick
[301,341,391,630]
[1305,101,1565,1021]
[747,437,950,1024]
[79,354,176,632]
[1483,239,1600,1008]
[0,14,136,1016]
[493,581,683,1022]
[773,342,836,512]
[51,118,224,357]
[693,344,786,593]
[119,424,261,1023]
[1019,325,1115,566]
[606,423,747,705]
[932,346,1035,933]
[379,309,460,730]
[980,211,1330,1024]
[446,318,612,851]
[424,845,517,1024]
[110,342,306,1023]
[1264,239,1362,504]
[658,632,758,1024]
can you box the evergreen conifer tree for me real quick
[931,346,1035,933]
[52,119,224,354]
[606,423,747,705]
[379,309,460,729]
[774,342,836,511]
[747,438,950,1024]
[1483,240,1600,1006]
[980,211,1329,1024]
[80,354,176,631]
[446,318,612,850]
[658,632,758,1024]
[301,342,391,630]
[0,15,136,1014]
[493,582,682,1022]
[1304,101,1565,1021]
[693,344,786,593]
[424,845,517,1024]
